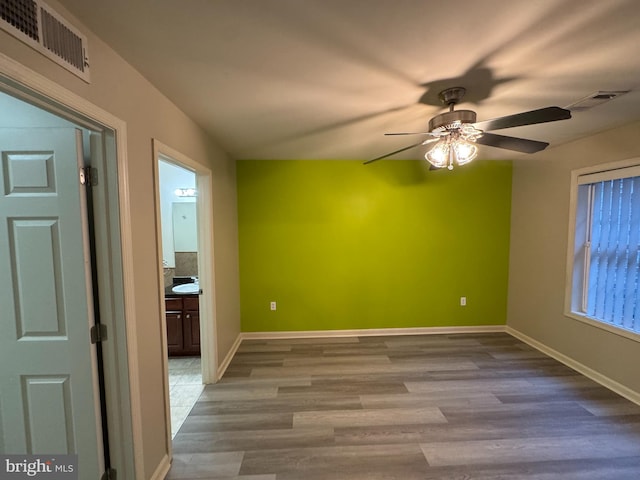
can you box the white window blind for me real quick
[576,172,640,334]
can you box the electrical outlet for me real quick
[460,296,467,306]
[270,301,277,311]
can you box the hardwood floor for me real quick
[167,333,640,479]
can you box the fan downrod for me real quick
[429,87,476,132]
[438,87,466,109]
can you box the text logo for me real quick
[0,455,77,479]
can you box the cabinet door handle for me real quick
[177,314,181,319]
[186,313,191,319]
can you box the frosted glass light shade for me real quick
[425,141,449,168]
[453,141,478,165]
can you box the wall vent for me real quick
[0,0,90,82]
[566,90,629,112]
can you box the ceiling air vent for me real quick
[566,90,629,112]
[0,0,90,82]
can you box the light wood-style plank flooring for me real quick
[167,333,640,479]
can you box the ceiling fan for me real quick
[364,87,572,169]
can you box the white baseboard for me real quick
[506,326,640,406]
[241,325,506,340]
[216,332,243,380]
[149,453,171,480]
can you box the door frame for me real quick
[152,140,218,448]
[0,53,142,478]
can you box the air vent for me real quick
[566,90,629,112]
[0,0,90,82]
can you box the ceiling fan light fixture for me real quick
[425,140,450,169]
[425,133,478,170]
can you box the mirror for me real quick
[172,202,197,252]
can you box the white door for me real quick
[0,128,103,477]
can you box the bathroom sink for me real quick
[172,283,199,294]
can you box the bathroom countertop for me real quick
[164,284,200,298]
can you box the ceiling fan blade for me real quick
[384,132,432,136]
[475,132,549,153]
[363,140,427,165]
[473,106,571,132]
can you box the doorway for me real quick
[159,159,202,436]
[0,81,137,477]
[153,140,218,444]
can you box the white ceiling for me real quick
[57,0,640,161]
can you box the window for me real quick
[568,162,640,339]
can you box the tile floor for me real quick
[168,356,204,438]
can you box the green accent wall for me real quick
[237,160,512,332]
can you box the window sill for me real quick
[565,311,640,344]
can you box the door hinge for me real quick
[101,468,117,480]
[79,166,98,186]
[91,324,108,344]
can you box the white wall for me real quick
[508,120,640,398]
[0,3,241,477]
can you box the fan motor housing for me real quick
[429,110,477,132]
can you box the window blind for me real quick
[586,176,640,332]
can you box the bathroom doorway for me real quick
[159,159,202,436]
[153,140,218,444]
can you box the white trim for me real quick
[570,156,640,178]
[217,333,243,380]
[241,325,506,340]
[0,52,143,478]
[110,126,145,480]
[76,129,105,473]
[565,165,581,316]
[577,159,640,184]
[506,326,640,406]
[565,311,640,344]
[151,145,175,458]
[195,170,218,384]
[148,454,171,480]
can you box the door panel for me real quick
[11,219,65,336]
[166,312,184,354]
[185,311,200,354]
[0,128,102,477]
[22,376,74,453]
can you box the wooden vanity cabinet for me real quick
[182,297,201,355]
[165,296,200,356]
